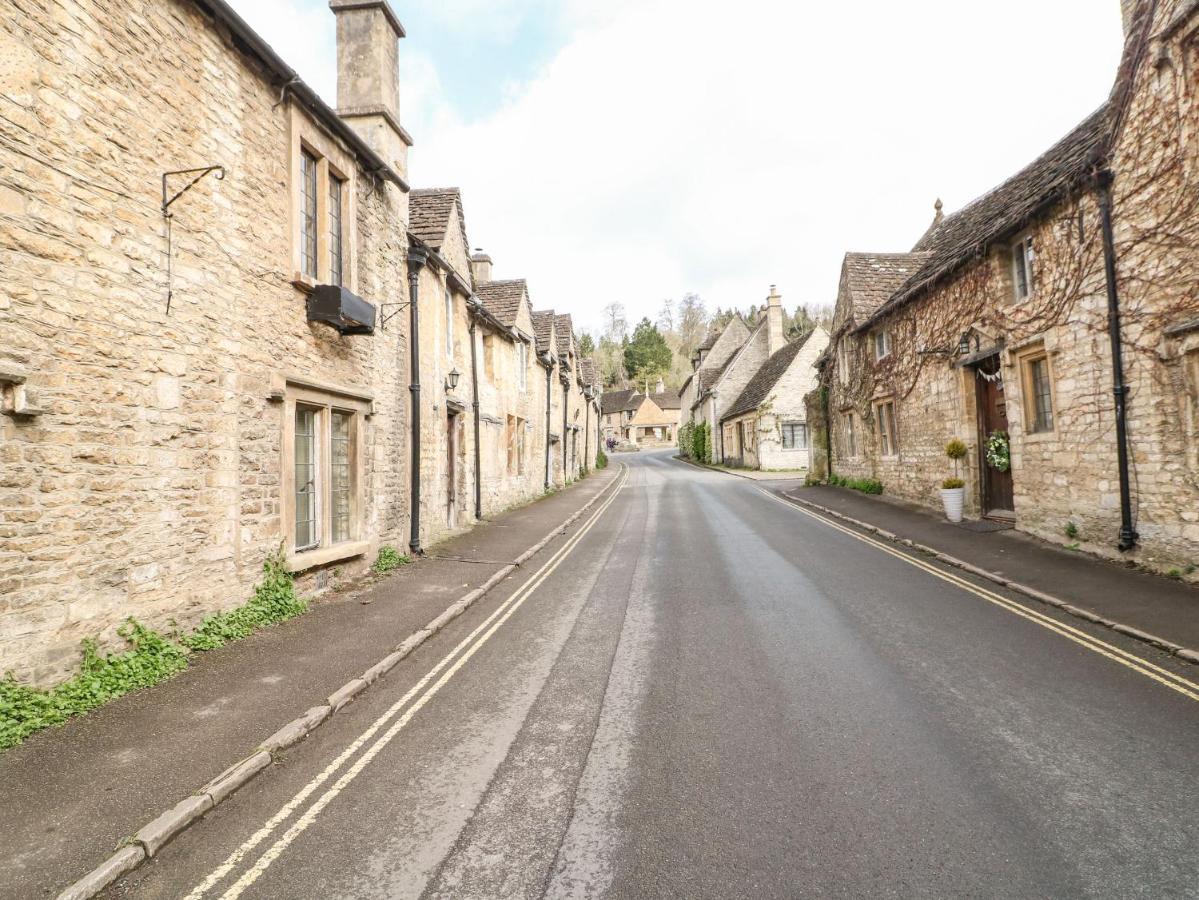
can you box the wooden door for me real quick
[975,356,1014,514]
[446,412,458,528]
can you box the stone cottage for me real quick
[815,0,1199,570]
[601,383,680,447]
[0,0,413,682]
[407,187,478,547]
[677,316,751,435]
[473,269,556,512]
[721,324,829,471]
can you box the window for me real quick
[872,328,891,361]
[1020,349,1056,433]
[845,412,857,457]
[1012,234,1035,300]
[328,174,344,286]
[445,286,454,355]
[875,399,898,457]
[517,341,528,391]
[294,406,319,549]
[507,416,526,475]
[300,150,319,280]
[838,342,852,383]
[285,385,367,565]
[290,110,356,290]
[781,422,808,450]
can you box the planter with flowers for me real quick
[941,438,969,523]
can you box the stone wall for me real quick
[754,327,829,471]
[0,0,410,683]
[824,1,1199,574]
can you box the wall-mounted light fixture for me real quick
[446,368,460,392]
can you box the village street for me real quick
[98,451,1199,899]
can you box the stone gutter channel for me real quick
[675,455,1199,667]
[57,467,627,900]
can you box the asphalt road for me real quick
[108,450,1199,899]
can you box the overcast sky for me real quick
[228,0,1126,337]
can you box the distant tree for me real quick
[577,332,595,356]
[677,293,707,357]
[602,302,628,343]
[623,318,673,387]
[657,297,676,332]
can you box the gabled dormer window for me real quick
[1012,234,1035,300]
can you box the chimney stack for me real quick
[470,250,492,286]
[330,0,411,181]
[766,285,785,357]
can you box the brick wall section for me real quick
[0,0,410,683]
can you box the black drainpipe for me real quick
[407,246,427,556]
[562,376,569,480]
[468,311,482,520]
[544,360,553,490]
[1096,171,1138,551]
[584,393,591,470]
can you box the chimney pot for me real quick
[766,285,785,357]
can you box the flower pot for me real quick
[940,487,965,523]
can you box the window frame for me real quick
[1011,233,1035,301]
[282,380,370,571]
[517,340,528,392]
[874,398,898,458]
[289,107,357,292]
[328,172,345,286]
[1017,345,1057,435]
[872,328,891,362]
[781,421,808,450]
[845,411,857,458]
[445,284,454,356]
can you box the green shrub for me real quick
[828,475,883,494]
[372,545,410,575]
[596,448,608,469]
[690,422,712,464]
[1,619,189,750]
[945,438,968,461]
[678,421,695,458]
[1064,521,1079,540]
[182,549,306,651]
[942,477,965,490]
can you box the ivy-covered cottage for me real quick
[814,0,1199,571]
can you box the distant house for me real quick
[721,324,829,470]
[601,380,680,446]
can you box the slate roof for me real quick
[601,389,638,415]
[695,354,736,397]
[843,252,932,323]
[721,332,813,422]
[859,105,1109,331]
[476,279,527,329]
[531,310,556,355]
[651,391,681,411]
[578,358,599,389]
[408,188,466,249]
[554,313,574,361]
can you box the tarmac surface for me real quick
[9,451,1199,898]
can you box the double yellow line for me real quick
[761,489,1199,703]
[189,466,629,899]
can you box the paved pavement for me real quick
[0,470,618,900]
[791,482,1199,652]
[13,451,1199,898]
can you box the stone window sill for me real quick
[286,539,370,573]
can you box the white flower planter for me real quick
[940,487,965,523]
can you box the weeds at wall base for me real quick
[0,549,305,752]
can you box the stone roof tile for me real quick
[476,279,527,329]
[408,188,465,249]
[721,332,813,422]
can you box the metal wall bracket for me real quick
[378,301,413,331]
[162,165,225,315]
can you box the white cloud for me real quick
[410,0,1124,336]
[231,0,1125,338]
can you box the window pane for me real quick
[329,175,344,286]
[445,289,453,355]
[301,151,318,279]
[1030,357,1054,432]
[1014,242,1029,298]
[295,407,318,549]
[330,411,352,543]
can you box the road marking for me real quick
[759,489,1199,703]
[186,467,629,899]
